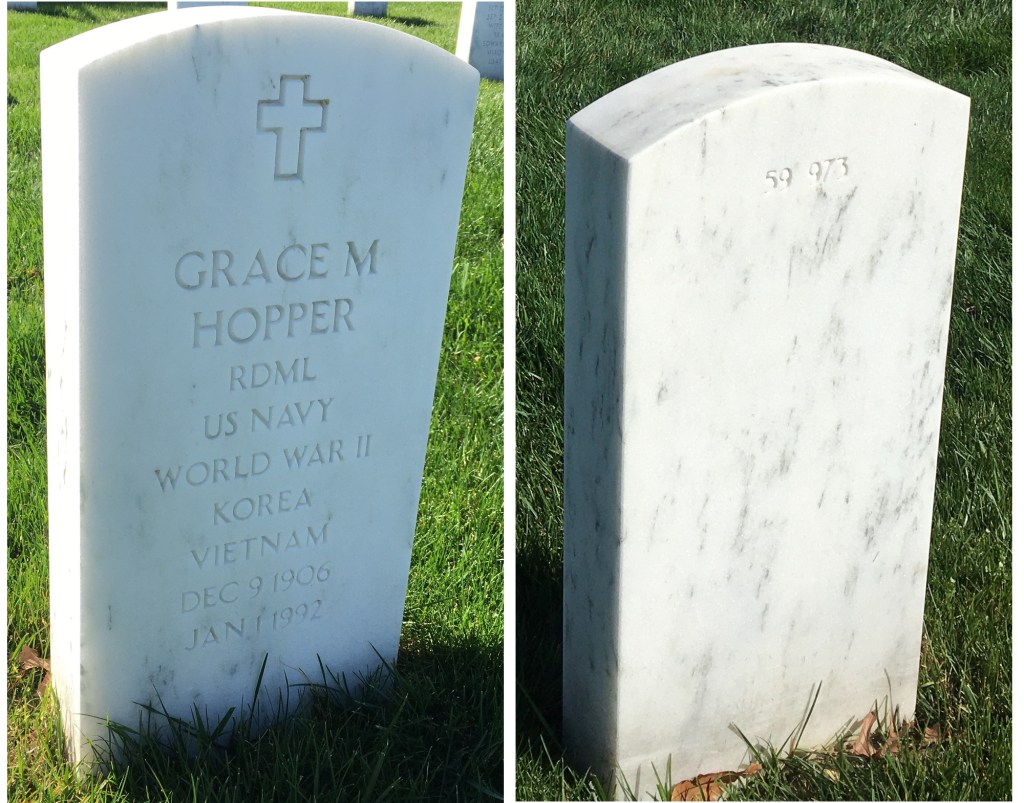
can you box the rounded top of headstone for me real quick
[568,43,968,159]
[41,7,479,84]
[41,7,286,66]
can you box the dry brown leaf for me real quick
[923,725,941,745]
[670,763,761,801]
[17,645,48,672]
[16,645,51,697]
[881,718,912,756]
[850,711,878,758]
[670,777,726,801]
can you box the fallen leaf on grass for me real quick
[881,718,912,756]
[16,645,51,697]
[670,763,761,801]
[847,710,914,759]
[850,711,877,757]
[17,645,47,670]
[923,726,941,745]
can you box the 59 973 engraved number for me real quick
[764,157,849,192]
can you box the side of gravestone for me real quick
[563,43,969,798]
[348,2,387,18]
[455,1,504,82]
[42,6,478,766]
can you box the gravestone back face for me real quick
[563,44,968,797]
[42,7,478,764]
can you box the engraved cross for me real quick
[257,75,328,180]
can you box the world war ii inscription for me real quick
[42,7,479,763]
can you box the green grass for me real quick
[515,1,1010,800]
[7,3,502,800]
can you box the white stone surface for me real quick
[348,2,386,17]
[563,43,969,798]
[171,2,248,9]
[456,1,503,81]
[42,6,477,765]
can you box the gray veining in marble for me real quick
[563,43,969,798]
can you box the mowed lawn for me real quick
[8,3,503,801]
[515,1,1010,800]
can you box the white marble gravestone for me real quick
[171,2,248,9]
[348,2,386,17]
[42,6,478,765]
[456,1,503,82]
[563,43,969,797]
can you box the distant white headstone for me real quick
[563,43,969,798]
[348,2,386,17]
[456,1,503,81]
[42,6,478,765]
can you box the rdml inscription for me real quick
[229,357,317,391]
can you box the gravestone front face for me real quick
[42,7,478,764]
[563,44,969,797]
[456,1,504,82]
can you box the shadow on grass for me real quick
[87,639,501,802]
[386,15,432,28]
[517,537,626,798]
[516,541,564,751]
[35,3,157,21]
